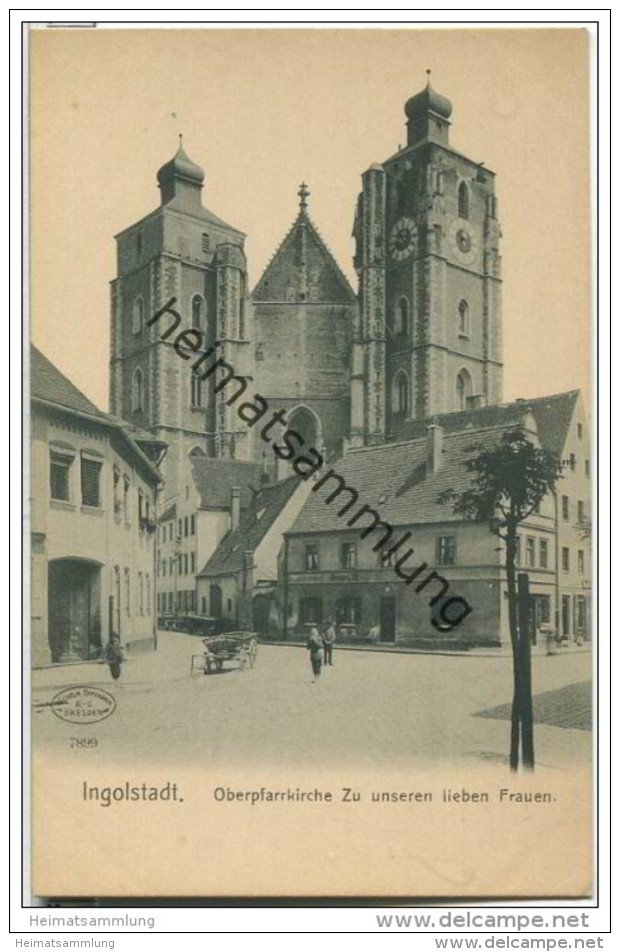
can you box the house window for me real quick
[561,495,569,521]
[340,542,357,569]
[539,538,548,569]
[191,552,196,573]
[131,368,144,412]
[569,453,576,471]
[202,233,210,253]
[379,548,394,567]
[561,595,571,637]
[191,294,206,331]
[577,500,585,523]
[458,300,469,337]
[132,297,145,335]
[184,517,189,538]
[145,574,151,615]
[305,544,319,570]
[191,514,196,535]
[162,560,166,577]
[436,535,456,566]
[167,591,173,612]
[577,423,583,439]
[125,569,131,617]
[50,450,73,501]
[585,459,590,477]
[184,553,189,575]
[169,557,174,575]
[123,476,130,520]
[577,550,585,574]
[138,572,144,615]
[534,595,551,626]
[336,597,361,625]
[394,297,409,337]
[80,455,102,508]
[458,181,470,219]
[300,597,322,625]
[178,519,182,538]
[562,547,570,572]
[178,554,183,574]
[525,537,536,568]
[574,595,587,634]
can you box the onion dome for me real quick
[405,76,452,121]
[157,137,205,189]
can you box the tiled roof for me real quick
[252,210,356,304]
[288,392,579,536]
[31,345,105,418]
[198,476,302,577]
[189,457,263,510]
[390,391,580,457]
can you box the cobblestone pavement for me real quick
[476,680,592,731]
[31,634,593,771]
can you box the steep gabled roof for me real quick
[189,457,262,510]
[287,391,581,536]
[31,346,105,418]
[198,476,302,577]
[252,209,356,304]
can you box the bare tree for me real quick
[439,428,564,771]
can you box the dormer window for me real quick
[202,233,210,253]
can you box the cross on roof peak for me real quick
[298,181,310,210]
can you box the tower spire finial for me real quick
[298,181,310,211]
[426,68,432,83]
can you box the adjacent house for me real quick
[282,391,591,647]
[197,475,313,633]
[30,346,165,665]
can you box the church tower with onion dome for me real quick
[350,73,503,446]
[110,138,253,497]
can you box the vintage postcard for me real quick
[28,25,594,899]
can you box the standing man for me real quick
[322,621,336,666]
[307,625,323,682]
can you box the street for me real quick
[31,633,592,771]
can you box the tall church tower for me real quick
[110,140,252,498]
[350,75,503,446]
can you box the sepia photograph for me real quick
[26,24,594,901]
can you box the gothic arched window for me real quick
[132,296,145,335]
[191,294,206,332]
[393,372,409,416]
[458,181,470,220]
[458,299,470,337]
[131,367,144,413]
[456,369,473,411]
[394,297,410,338]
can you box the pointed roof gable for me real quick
[252,210,356,304]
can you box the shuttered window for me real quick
[81,457,102,507]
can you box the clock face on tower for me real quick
[448,218,480,266]
[388,217,417,261]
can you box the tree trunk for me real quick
[505,528,521,771]
[520,601,535,770]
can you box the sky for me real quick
[30,26,591,412]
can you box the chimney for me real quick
[231,486,241,530]
[468,394,487,409]
[427,424,444,475]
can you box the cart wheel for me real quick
[248,639,258,669]
[191,655,205,679]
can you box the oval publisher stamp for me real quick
[51,686,116,725]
